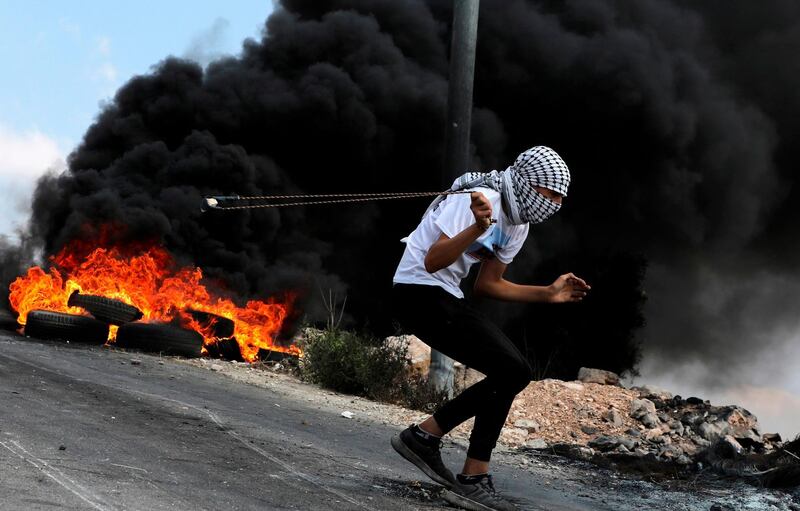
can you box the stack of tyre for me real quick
[23,292,213,358]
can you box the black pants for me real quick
[391,283,532,462]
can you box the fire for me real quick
[9,235,299,362]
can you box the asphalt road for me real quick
[0,331,779,511]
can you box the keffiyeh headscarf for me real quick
[423,146,571,225]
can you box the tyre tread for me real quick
[25,310,109,344]
[116,322,203,358]
[68,292,143,325]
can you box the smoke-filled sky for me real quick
[0,0,273,238]
[3,0,800,437]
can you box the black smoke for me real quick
[7,1,800,380]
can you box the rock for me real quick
[679,442,699,457]
[634,384,673,400]
[720,407,761,442]
[560,381,585,391]
[625,428,641,438]
[130,358,142,366]
[763,432,782,443]
[640,413,661,429]
[524,438,548,450]
[513,419,540,433]
[681,412,704,426]
[577,367,620,386]
[385,335,430,372]
[691,435,712,448]
[686,396,704,405]
[618,437,638,450]
[581,425,599,435]
[615,444,631,454]
[676,455,693,465]
[719,435,744,456]
[668,420,685,436]
[552,444,595,461]
[720,406,755,424]
[602,409,624,427]
[645,428,669,442]
[210,364,223,372]
[502,427,529,444]
[658,445,684,459]
[630,399,657,419]
[698,421,725,441]
[574,406,593,419]
[588,435,622,452]
[710,505,735,511]
[341,411,354,419]
[657,412,670,423]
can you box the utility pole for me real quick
[442,0,480,185]
[430,0,480,398]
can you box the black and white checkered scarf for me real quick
[423,146,571,225]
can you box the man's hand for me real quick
[548,273,591,303]
[470,192,493,230]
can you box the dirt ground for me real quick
[184,359,667,451]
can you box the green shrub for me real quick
[394,373,453,413]
[298,327,408,401]
[298,327,457,411]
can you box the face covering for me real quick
[422,146,571,225]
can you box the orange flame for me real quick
[9,236,299,362]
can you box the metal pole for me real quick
[430,0,480,398]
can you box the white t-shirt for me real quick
[392,187,530,298]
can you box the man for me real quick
[390,146,590,511]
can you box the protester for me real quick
[390,146,590,511]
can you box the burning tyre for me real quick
[185,309,235,338]
[116,322,203,358]
[68,291,144,325]
[0,309,19,331]
[205,337,244,361]
[24,310,109,344]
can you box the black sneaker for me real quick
[390,425,456,488]
[442,474,518,511]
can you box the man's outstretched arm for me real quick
[474,258,590,303]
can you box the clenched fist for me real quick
[470,192,493,230]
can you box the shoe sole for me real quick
[441,489,502,511]
[390,434,454,489]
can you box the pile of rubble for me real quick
[394,336,784,469]
[499,368,781,467]
[498,370,780,469]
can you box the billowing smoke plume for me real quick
[9,1,800,387]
